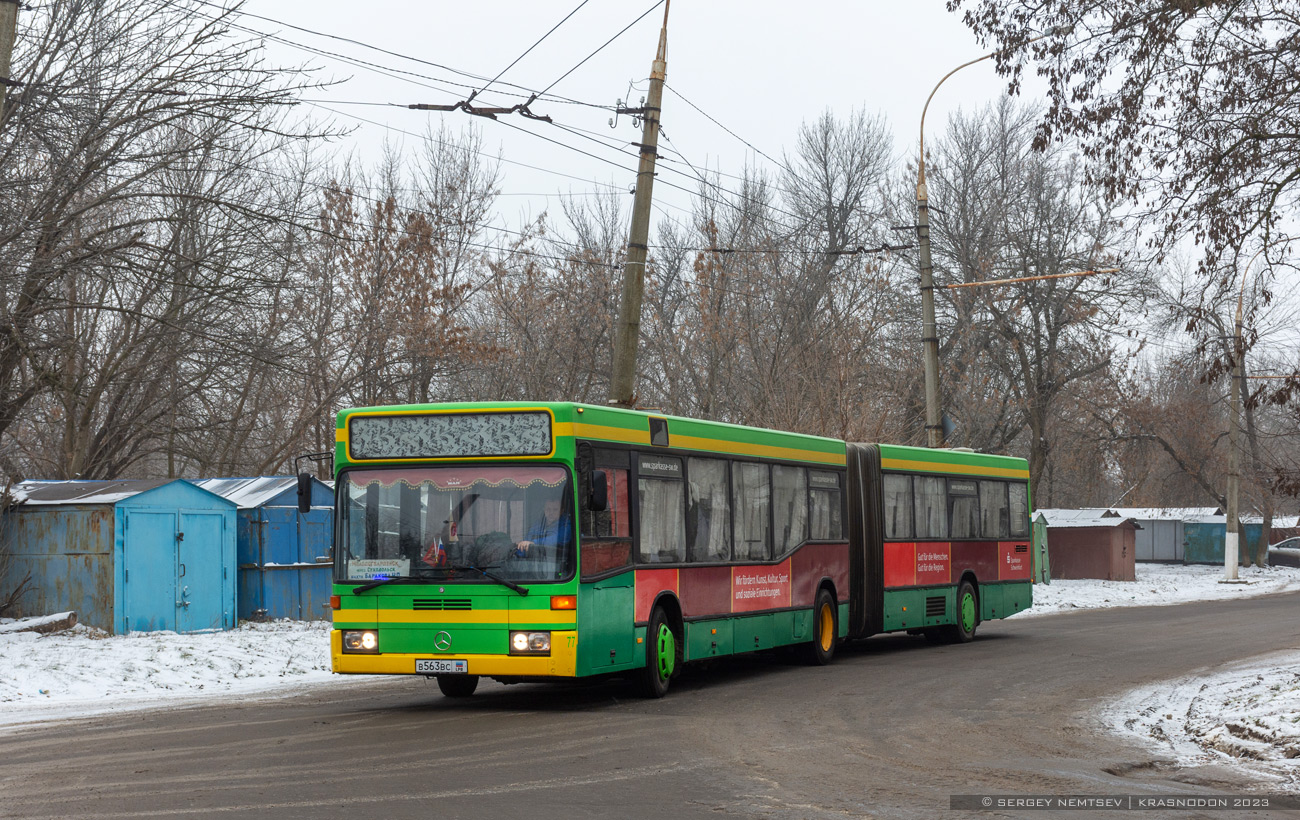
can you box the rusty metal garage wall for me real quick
[0,505,116,629]
[1046,525,1137,581]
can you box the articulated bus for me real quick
[326,402,1033,698]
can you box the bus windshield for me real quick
[337,465,574,584]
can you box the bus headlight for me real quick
[342,630,379,653]
[509,631,550,655]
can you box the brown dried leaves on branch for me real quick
[947,0,1300,276]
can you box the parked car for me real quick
[1269,536,1300,567]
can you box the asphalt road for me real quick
[4,593,1300,820]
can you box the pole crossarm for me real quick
[408,100,552,122]
[944,268,1120,290]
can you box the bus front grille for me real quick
[412,598,473,611]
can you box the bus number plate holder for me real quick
[416,659,467,675]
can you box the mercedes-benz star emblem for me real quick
[434,631,452,651]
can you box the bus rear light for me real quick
[330,595,341,610]
[550,595,576,610]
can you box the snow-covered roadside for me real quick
[1104,653,1300,790]
[0,619,334,728]
[1012,563,1300,617]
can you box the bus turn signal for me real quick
[550,595,577,610]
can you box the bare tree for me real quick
[642,110,905,441]
[947,0,1300,278]
[925,100,1147,502]
[0,0,327,480]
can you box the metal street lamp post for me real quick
[915,30,1064,448]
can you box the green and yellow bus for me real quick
[325,402,1032,698]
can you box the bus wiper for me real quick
[351,576,413,595]
[451,563,529,596]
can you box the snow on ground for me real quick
[1105,653,1300,790]
[1011,562,1300,618]
[1021,563,1300,790]
[0,619,333,728]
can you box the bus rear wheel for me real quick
[944,580,978,643]
[802,588,837,665]
[637,607,678,698]
[437,674,479,698]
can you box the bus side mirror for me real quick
[589,470,608,512]
[297,472,312,514]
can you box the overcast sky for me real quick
[248,1,1026,222]
[238,0,1297,362]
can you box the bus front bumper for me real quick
[331,629,578,677]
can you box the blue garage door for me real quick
[178,511,227,632]
[122,511,177,633]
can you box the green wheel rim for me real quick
[655,623,676,679]
[960,591,975,632]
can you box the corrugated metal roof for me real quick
[12,479,171,505]
[1035,509,1139,528]
[193,477,299,509]
[1107,506,1221,520]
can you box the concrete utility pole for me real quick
[0,0,18,125]
[915,173,943,448]
[1225,315,1242,581]
[608,0,669,409]
[1224,248,1266,582]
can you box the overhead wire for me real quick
[167,1,905,266]
[663,82,791,175]
[471,0,592,103]
[534,0,664,100]
[184,0,612,110]
[177,0,825,240]
[305,102,658,202]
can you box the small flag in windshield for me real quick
[421,537,448,568]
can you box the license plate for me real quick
[416,658,467,675]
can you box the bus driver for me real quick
[515,497,570,558]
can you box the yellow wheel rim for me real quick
[819,602,834,652]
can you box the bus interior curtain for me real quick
[845,443,884,637]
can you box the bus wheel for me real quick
[437,674,479,698]
[952,580,978,643]
[637,607,677,698]
[802,588,837,665]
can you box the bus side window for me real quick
[732,462,771,560]
[582,468,630,538]
[1008,482,1030,537]
[580,448,634,578]
[773,465,808,555]
[686,457,731,562]
[913,476,947,539]
[948,479,980,539]
[979,480,1009,539]
[637,454,686,563]
[883,474,913,540]
[809,470,842,540]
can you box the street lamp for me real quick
[916,54,997,448]
[915,29,1065,448]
